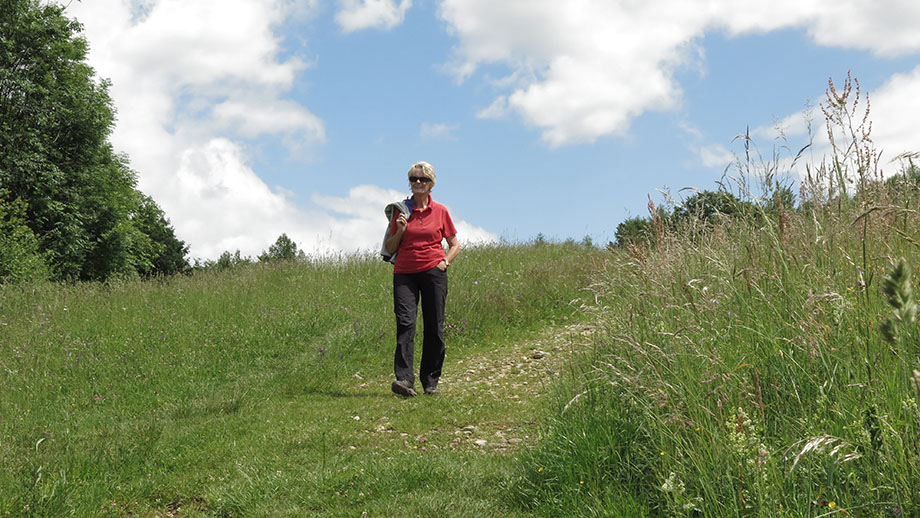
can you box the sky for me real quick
[63,0,920,261]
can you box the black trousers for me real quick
[393,267,448,389]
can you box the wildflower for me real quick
[828,501,837,509]
[661,472,686,495]
[538,467,544,473]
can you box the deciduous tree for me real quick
[0,0,188,280]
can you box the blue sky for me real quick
[66,0,920,260]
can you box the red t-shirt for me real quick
[390,196,457,274]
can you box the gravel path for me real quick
[358,322,596,454]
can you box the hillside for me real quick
[0,243,602,517]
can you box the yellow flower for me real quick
[828,501,837,509]
[538,467,544,472]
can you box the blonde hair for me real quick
[408,161,436,187]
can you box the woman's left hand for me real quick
[437,260,448,271]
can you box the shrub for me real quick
[0,192,47,283]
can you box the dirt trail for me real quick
[451,322,595,400]
[363,322,597,453]
[447,322,596,451]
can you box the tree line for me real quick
[0,0,309,284]
[613,166,920,248]
[1,0,191,283]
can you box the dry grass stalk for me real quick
[789,435,862,472]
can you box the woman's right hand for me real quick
[395,213,408,233]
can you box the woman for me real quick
[385,161,460,397]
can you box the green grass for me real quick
[0,242,603,517]
[8,199,920,517]
[8,107,920,516]
[509,191,920,516]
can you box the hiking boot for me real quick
[423,386,439,395]
[391,380,417,397]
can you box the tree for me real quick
[672,190,752,225]
[886,164,920,192]
[0,0,188,280]
[214,250,252,270]
[133,196,190,276]
[259,233,299,262]
[766,185,797,209]
[614,216,653,247]
[0,190,47,283]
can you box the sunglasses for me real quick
[409,176,432,184]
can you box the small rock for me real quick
[532,350,546,359]
[461,425,477,433]
[474,439,488,447]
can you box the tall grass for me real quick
[0,242,602,516]
[510,76,920,516]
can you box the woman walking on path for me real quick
[384,161,460,397]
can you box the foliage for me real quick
[258,233,301,262]
[614,215,654,247]
[218,249,254,269]
[132,196,190,277]
[613,190,757,247]
[885,163,920,193]
[0,190,46,283]
[671,189,753,224]
[0,0,187,280]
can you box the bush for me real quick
[0,193,47,283]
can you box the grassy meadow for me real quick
[506,183,920,514]
[5,92,920,516]
[7,186,920,517]
[0,243,603,516]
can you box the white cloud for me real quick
[65,0,331,259]
[312,185,498,251]
[420,122,459,141]
[65,0,495,260]
[173,139,334,259]
[210,97,325,155]
[746,67,920,182]
[476,96,509,119]
[335,0,412,33]
[453,220,500,247]
[440,0,920,147]
[861,66,920,166]
[697,144,734,169]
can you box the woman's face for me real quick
[408,170,433,195]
